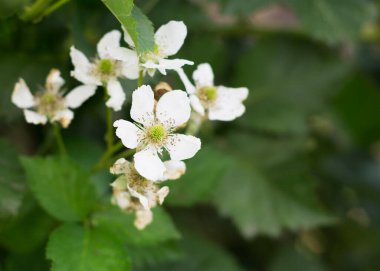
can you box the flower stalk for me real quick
[138,70,144,87]
[53,123,67,156]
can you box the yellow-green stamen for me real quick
[147,124,167,143]
[98,59,114,75]
[200,86,217,102]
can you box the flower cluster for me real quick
[110,158,185,229]
[11,20,248,229]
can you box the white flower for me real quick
[176,63,249,121]
[123,21,193,77]
[114,85,201,181]
[11,69,94,128]
[110,158,183,209]
[110,158,184,230]
[70,30,139,111]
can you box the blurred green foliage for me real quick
[1,0,380,270]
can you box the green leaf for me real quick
[93,207,180,269]
[102,0,134,21]
[0,195,55,253]
[212,134,335,237]
[269,247,328,271]
[0,138,26,220]
[92,207,180,246]
[141,232,244,271]
[103,3,155,54]
[46,224,131,271]
[286,0,371,43]
[20,156,97,222]
[332,74,380,145]
[126,241,183,269]
[234,37,348,134]
[166,146,232,206]
[3,246,50,271]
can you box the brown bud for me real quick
[154,81,172,100]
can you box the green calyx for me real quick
[200,86,217,102]
[147,124,167,143]
[98,59,114,75]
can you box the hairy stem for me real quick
[53,123,67,156]
[138,70,144,87]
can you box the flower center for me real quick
[147,124,167,144]
[199,86,217,102]
[98,59,114,75]
[37,92,64,116]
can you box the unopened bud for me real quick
[154,82,172,100]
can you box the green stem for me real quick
[186,113,204,136]
[36,126,55,155]
[41,0,71,18]
[21,0,53,22]
[106,106,113,150]
[53,123,67,156]
[111,149,135,162]
[92,142,124,173]
[138,70,144,87]
[104,86,114,151]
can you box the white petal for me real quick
[135,209,153,230]
[122,61,140,80]
[46,69,65,92]
[52,109,74,128]
[175,68,196,94]
[230,86,249,100]
[114,191,131,209]
[130,85,155,126]
[12,79,35,109]
[97,30,121,59]
[165,134,201,161]
[156,90,191,128]
[208,86,248,121]
[113,119,141,149]
[162,160,186,180]
[107,47,139,79]
[65,84,96,109]
[122,25,136,48]
[70,46,100,85]
[108,46,137,62]
[110,158,130,175]
[190,95,205,116]
[208,103,245,121]
[23,109,47,125]
[128,185,150,210]
[157,186,169,205]
[155,21,187,56]
[142,58,193,76]
[193,63,214,88]
[111,176,129,190]
[106,80,125,111]
[134,146,165,181]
